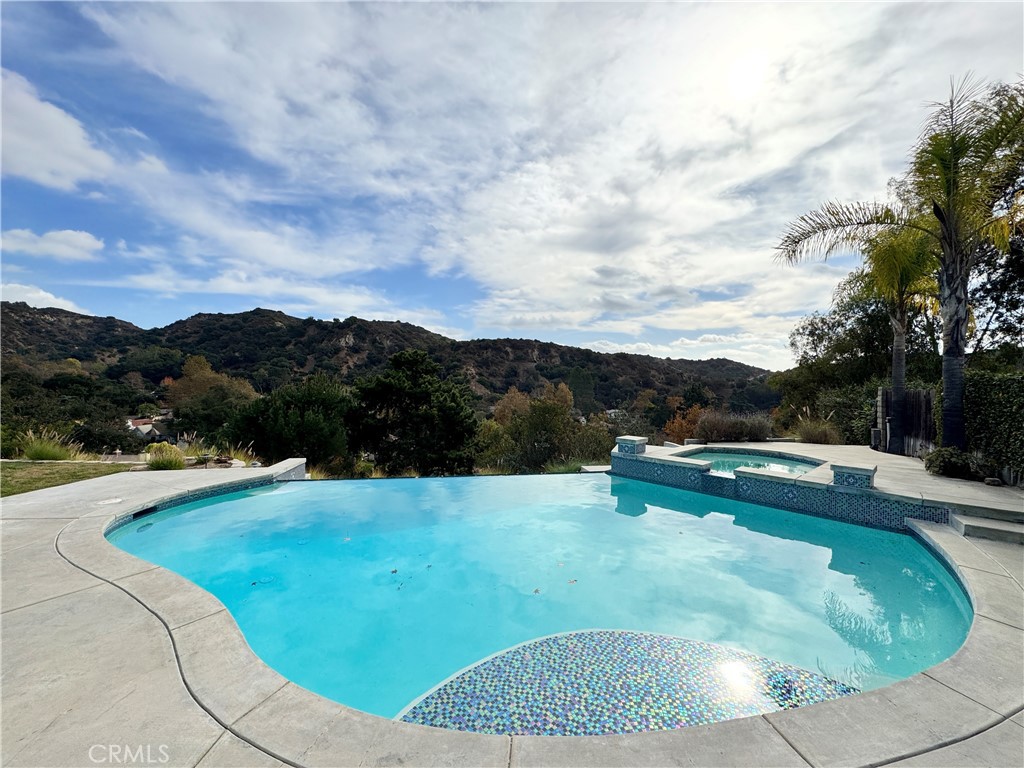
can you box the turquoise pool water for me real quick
[681,450,820,477]
[107,474,970,725]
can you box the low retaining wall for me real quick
[610,438,951,532]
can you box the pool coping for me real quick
[3,455,1023,767]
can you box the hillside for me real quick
[0,303,145,362]
[0,301,774,410]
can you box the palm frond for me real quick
[863,226,938,309]
[775,200,916,264]
[912,78,1024,249]
[918,74,988,148]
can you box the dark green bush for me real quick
[816,384,877,445]
[70,422,147,455]
[924,446,974,479]
[965,371,1024,474]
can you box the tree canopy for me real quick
[776,78,1024,449]
[351,350,478,476]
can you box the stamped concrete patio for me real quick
[2,450,1021,767]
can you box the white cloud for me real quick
[5,3,1020,370]
[583,336,791,373]
[1,69,115,191]
[2,228,105,261]
[1,283,92,314]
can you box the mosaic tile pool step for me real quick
[399,630,857,736]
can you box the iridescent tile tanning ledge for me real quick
[400,630,858,736]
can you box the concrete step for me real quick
[943,502,1023,525]
[951,513,1024,544]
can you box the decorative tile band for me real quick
[103,475,279,536]
[400,630,856,736]
[610,454,949,531]
[833,470,872,488]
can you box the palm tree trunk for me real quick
[938,259,970,450]
[887,312,907,454]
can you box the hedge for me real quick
[965,370,1024,474]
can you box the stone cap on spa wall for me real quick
[615,435,648,455]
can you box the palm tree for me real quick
[861,228,938,453]
[776,79,1024,450]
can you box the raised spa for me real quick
[107,473,971,736]
[677,448,822,477]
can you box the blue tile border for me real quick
[611,453,949,532]
[104,475,278,536]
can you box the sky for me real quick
[1,2,1021,371]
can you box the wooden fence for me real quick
[878,387,1020,484]
[877,387,936,458]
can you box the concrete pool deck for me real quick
[1,450,1021,767]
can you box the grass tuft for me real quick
[795,419,842,444]
[20,429,96,461]
[543,460,583,474]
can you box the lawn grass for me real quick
[0,461,135,497]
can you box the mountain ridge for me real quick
[0,301,776,410]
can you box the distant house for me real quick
[127,417,174,443]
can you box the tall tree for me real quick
[231,374,353,466]
[166,355,258,442]
[352,350,477,476]
[861,228,938,452]
[776,79,1024,449]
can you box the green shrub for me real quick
[694,410,772,442]
[1,424,22,459]
[740,412,773,441]
[19,429,93,461]
[475,466,514,476]
[178,432,212,458]
[70,421,147,455]
[543,460,583,474]
[924,447,974,479]
[816,384,877,445]
[351,459,375,479]
[965,370,1024,474]
[146,442,185,470]
[221,442,262,464]
[23,440,72,461]
[795,419,842,444]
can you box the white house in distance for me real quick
[126,417,173,444]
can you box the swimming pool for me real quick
[679,449,821,477]
[107,474,971,735]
